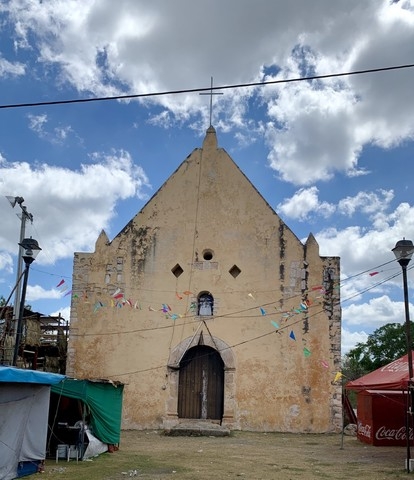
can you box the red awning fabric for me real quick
[345,352,414,391]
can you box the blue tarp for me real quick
[0,365,65,385]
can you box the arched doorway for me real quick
[177,345,224,420]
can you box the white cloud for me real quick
[0,252,13,273]
[28,113,48,135]
[54,125,73,142]
[338,190,394,217]
[26,285,64,301]
[49,305,71,321]
[341,328,368,355]
[261,2,414,185]
[342,295,412,329]
[265,71,361,185]
[3,0,414,187]
[278,188,395,226]
[277,187,335,221]
[316,202,414,278]
[27,113,75,144]
[0,150,151,264]
[0,55,25,77]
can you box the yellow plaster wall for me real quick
[67,127,341,432]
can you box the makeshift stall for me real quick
[355,390,409,446]
[0,366,65,480]
[346,352,414,447]
[48,378,124,459]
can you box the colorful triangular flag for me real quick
[321,360,329,369]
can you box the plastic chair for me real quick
[67,445,79,462]
[56,444,68,463]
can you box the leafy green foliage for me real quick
[343,322,414,381]
[0,295,31,312]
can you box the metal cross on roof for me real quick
[199,77,223,126]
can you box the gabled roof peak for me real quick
[202,125,218,150]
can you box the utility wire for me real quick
[0,63,413,110]
[30,257,409,302]
[340,258,397,283]
[63,265,412,377]
[69,263,405,339]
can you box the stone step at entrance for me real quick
[164,420,230,437]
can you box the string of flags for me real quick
[71,282,332,364]
[60,278,350,383]
[85,288,197,320]
[56,265,384,310]
[255,289,343,381]
[56,279,72,297]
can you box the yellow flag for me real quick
[334,372,343,383]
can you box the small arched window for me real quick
[198,292,214,316]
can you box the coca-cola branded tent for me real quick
[355,390,410,446]
[346,353,414,446]
[346,352,414,392]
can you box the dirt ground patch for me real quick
[45,430,412,480]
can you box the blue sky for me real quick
[1,0,414,355]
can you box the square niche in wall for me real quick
[229,265,241,278]
[172,264,184,278]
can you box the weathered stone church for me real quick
[67,126,342,433]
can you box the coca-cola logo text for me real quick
[357,421,371,439]
[375,425,414,441]
[381,359,408,373]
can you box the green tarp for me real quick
[51,379,123,445]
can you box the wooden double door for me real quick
[178,345,224,420]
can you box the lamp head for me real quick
[6,196,24,208]
[392,239,414,267]
[18,237,42,264]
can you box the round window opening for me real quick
[203,249,214,261]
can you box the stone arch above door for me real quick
[164,332,237,430]
[167,332,236,370]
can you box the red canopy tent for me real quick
[346,353,414,446]
[346,352,414,392]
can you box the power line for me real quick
[69,263,404,339]
[0,63,413,110]
[340,258,397,283]
[68,266,411,377]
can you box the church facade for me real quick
[67,127,342,432]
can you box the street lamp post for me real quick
[392,238,414,473]
[5,196,34,333]
[12,237,42,367]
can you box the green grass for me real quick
[45,452,187,479]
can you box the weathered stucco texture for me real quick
[67,127,342,433]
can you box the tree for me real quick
[343,322,414,381]
[0,295,31,314]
